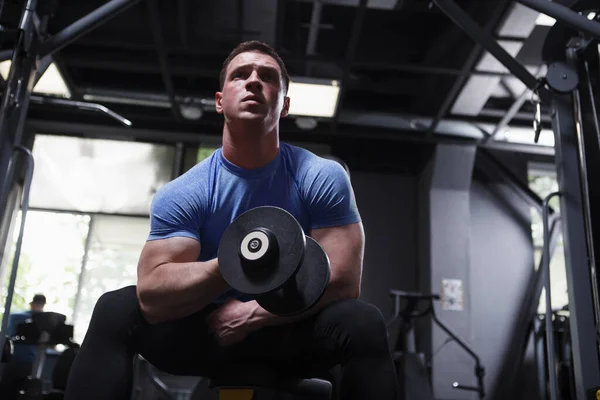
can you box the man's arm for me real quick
[136,236,230,324]
[245,221,364,330]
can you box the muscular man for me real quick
[64,41,398,400]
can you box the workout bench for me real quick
[206,364,332,399]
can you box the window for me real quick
[528,167,567,313]
[0,135,175,344]
[72,215,149,343]
[29,135,175,215]
[1,211,89,327]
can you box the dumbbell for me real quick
[217,206,330,316]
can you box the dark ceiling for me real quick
[0,0,571,151]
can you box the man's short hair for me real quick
[219,41,290,94]
[31,294,46,305]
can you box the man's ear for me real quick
[280,96,290,118]
[215,92,223,114]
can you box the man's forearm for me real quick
[138,259,229,323]
[245,281,357,330]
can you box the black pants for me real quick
[64,286,399,400]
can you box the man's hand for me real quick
[206,298,257,347]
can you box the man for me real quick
[0,294,46,399]
[64,41,398,400]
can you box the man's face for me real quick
[216,51,290,128]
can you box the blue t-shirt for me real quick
[147,142,361,302]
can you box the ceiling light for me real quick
[0,60,71,98]
[179,97,204,120]
[536,11,597,26]
[295,117,318,130]
[535,13,556,26]
[287,78,340,118]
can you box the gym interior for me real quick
[0,0,598,399]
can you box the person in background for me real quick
[0,294,47,399]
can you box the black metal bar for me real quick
[431,308,485,400]
[479,107,553,123]
[0,49,13,63]
[582,59,600,154]
[432,0,542,94]
[28,206,150,220]
[33,54,53,86]
[426,49,483,136]
[495,217,561,398]
[146,0,181,121]
[483,87,534,145]
[476,148,549,214]
[542,192,561,400]
[305,0,323,77]
[551,85,600,399]
[569,47,600,329]
[0,0,40,241]
[52,55,81,100]
[171,142,185,179]
[39,0,143,57]
[70,215,94,327]
[237,0,245,43]
[517,0,600,41]
[177,0,189,48]
[66,56,220,78]
[29,96,132,126]
[330,0,368,130]
[24,115,554,157]
[533,317,547,400]
[0,146,34,362]
[351,60,512,77]
[427,0,513,136]
[274,0,286,52]
[306,0,323,56]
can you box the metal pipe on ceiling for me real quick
[39,0,144,57]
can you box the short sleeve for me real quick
[147,183,204,242]
[304,159,361,229]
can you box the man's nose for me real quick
[245,71,262,90]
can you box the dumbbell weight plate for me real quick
[256,236,330,316]
[218,206,306,295]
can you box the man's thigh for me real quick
[131,308,342,378]
[132,305,224,377]
[228,316,341,375]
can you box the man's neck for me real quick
[222,121,280,169]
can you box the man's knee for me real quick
[89,285,139,332]
[319,299,389,348]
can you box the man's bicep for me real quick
[306,160,361,229]
[137,237,201,278]
[310,222,364,297]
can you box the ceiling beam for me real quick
[177,0,189,49]
[25,117,554,157]
[427,0,513,136]
[147,0,182,120]
[330,0,368,132]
